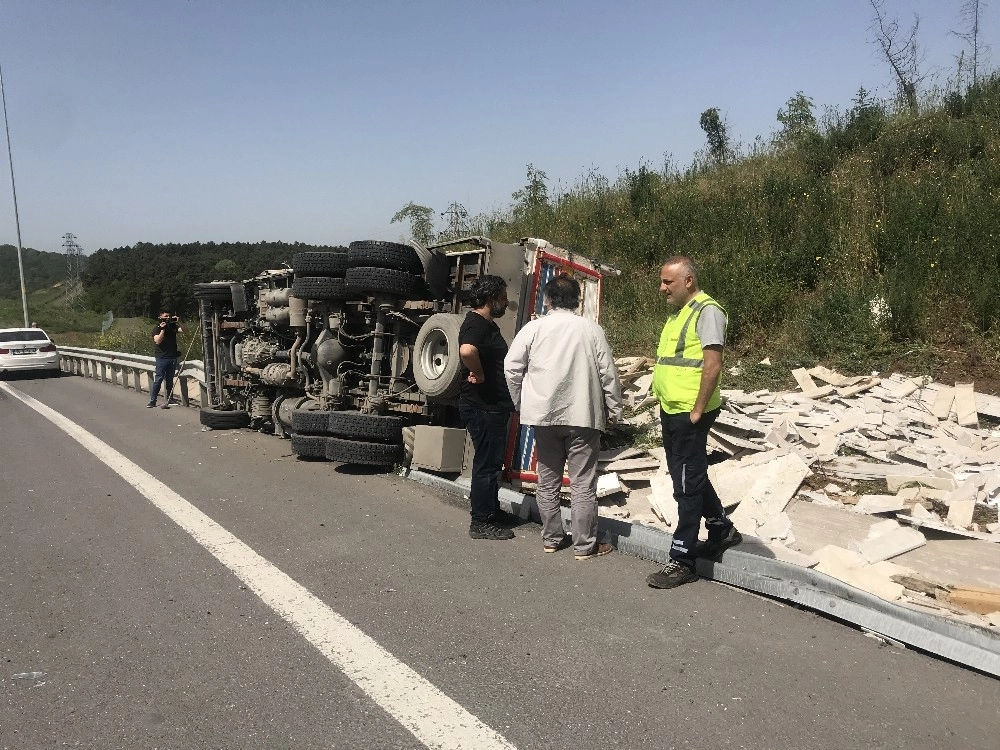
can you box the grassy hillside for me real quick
[0,282,105,334]
[465,77,1000,387]
[0,245,74,297]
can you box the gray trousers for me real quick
[533,425,601,555]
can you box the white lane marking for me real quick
[0,383,517,750]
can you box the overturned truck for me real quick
[193,237,612,468]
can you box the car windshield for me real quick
[0,330,49,343]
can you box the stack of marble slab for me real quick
[601,363,1000,625]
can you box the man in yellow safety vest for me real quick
[646,257,742,589]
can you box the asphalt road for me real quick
[1,373,997,750]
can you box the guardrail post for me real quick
[54,348,205,407]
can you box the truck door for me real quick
[505,250,604,483]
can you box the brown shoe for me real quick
[574,542,614,561]
[543,537,572,553]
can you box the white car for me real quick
[0,327,61,375]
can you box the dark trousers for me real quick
[660,407,733,568]
[149,355,179,403]
[459,401,508,524]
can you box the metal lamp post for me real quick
[0,59,29,327]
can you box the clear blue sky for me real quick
[0,0,993,254]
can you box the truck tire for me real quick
[412,313,464,398]
[199,406,252,429]
[291,434,328,459]
[193,282,235,301]
[293,251,349,277]
[345,267,418,297]
[324,437,402,466]
[348,241,423,275]
[291,276,350,301]
[291,408,331,435]
[328,411,403,443]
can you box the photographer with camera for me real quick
[147,311,185,409]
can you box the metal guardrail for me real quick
[58,346,207,407]
[408,470,1000,677]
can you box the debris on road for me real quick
[564,360,1000,628]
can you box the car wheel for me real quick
[324,437,402,466]
[345,267,419,297]
[290,276,350,301]
[327,411,404,442]
[293,251,349,277]
[199,406,252,429]
[291,408,331,435]
[348,240,423,275]
[412,313,464,398]
[291,434,328,459]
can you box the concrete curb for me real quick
[406,469,1000,677]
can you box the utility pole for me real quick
[63,233,84,308]
[439,202,470,241]
[0,59,28,326]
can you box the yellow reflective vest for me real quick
[652,291,726,414]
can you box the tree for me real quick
[213,259,239,279]
[869,0,925,114]
[953,0,989,87]
[390,202,435,245]
[776,91,816,143]
[699,108,730,163]
[511,164,550,216]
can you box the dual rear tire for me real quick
[290,408,404,467]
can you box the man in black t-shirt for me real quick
[147,311,185,409]
[458,275,515,541]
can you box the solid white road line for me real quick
[0,383,517,750]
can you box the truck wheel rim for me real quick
[419,329,450,381]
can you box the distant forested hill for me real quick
[81,240,346,318]
[0,245,71,296]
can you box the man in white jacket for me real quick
[504,275,623,560]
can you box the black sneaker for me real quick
[488,510,520,527]
[469,522,515,540]
[696,527,743,559]
[646,561,698,589]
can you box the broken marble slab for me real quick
[809,366,868,388]
[852,495,907,515]
[599,456,662,473]
[598,446,646,463]
[755,511,793,541]
[931,386,956,421]
[895,514,1000,543]
[648,474,678,527]
[856,521,927,563]
[954,382,979,428]
[723,452,812,533]
[596,472,628,499]
[792,367,835,399]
